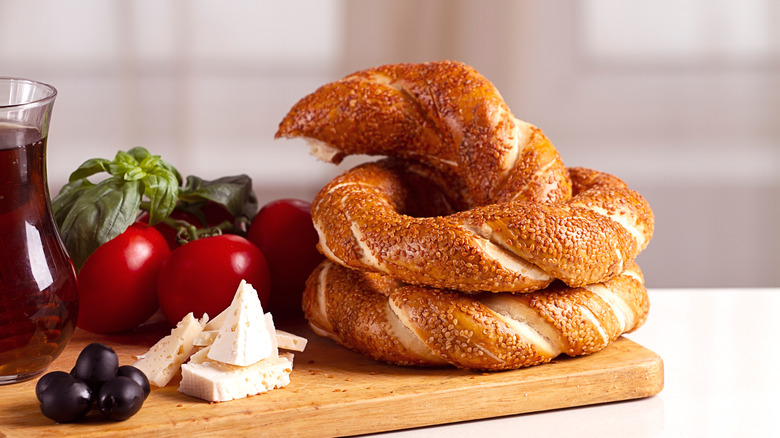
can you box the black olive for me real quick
[117,365,151,400]
[97,376,145,421]
[35,371,73,402]
[38,377,92,423]
[70,343,118,393]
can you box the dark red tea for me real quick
[0,122,78,382]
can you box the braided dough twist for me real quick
[310,160,652,293]
[276,61,655,369]
[304,259,649,370]
[277,61,654,292]
[276,60,572,207]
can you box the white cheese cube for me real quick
[133,312,205,387]
[275,329,308,352]
[179,353,294,402]
[204,309,226,331]
[264,312,279,359]
[194,330,218,347]
[207,280,274,366]
[188,345,212,364]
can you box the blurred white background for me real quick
[2,0,778,288]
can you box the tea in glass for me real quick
[0,78,78,384]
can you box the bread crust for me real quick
[303,259,649,370]
[310,160,652,292]
[277,60,655,370]
[276,60,572,207]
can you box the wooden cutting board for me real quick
[0,321,663,437]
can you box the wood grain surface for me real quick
[0,321,663,437]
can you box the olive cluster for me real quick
[36,343,150,423]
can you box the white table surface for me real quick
[365,288,780,437]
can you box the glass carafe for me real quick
[0,77,79,384]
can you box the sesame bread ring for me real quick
[303,259,649,370]
[312,159,653,293]
[275,60,572,207]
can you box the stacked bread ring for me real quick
[276,61,654,371]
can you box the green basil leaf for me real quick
[109,150,144,178]
[179,174,258,219]
[58,177,142,270]
[112,150,139,168]
[141,169,180,225]
[51,178,95,229]
[67,158,112,182]
[107,161,130,177]
[139,154,161,170]
[123,166,147,181]
[155,157,182,183]
[126,146,152,163]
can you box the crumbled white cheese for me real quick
[276,329,308,352]
[133,312,207,387]
[134,280,308,402]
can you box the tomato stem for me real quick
[173,220,236,244]
[139,202,245,244]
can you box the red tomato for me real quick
[246,199,324,320]
[156,234,271,325]
[77,223,170,334]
